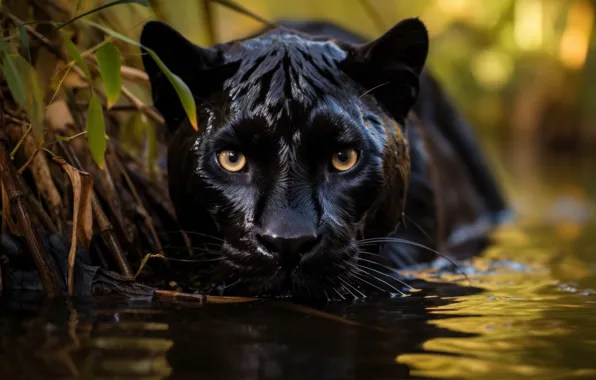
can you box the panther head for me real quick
[140,18,429,298]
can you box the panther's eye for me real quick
[331,148,359,172]
[217,150,247,172]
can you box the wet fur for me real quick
[140,19,508,299]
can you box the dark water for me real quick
[2,150,596,380]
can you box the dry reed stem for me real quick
[57,141,134,278]
[56,158,84,296]
[6,124,63,223]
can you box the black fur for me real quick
[139,18,507,299]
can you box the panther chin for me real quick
[210,240,362,300]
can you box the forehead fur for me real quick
[220,30,353,125]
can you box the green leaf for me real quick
[4,54,45,140]
[39,0,149,37]
[145,49,198,130]
[19,59,46,141]
[18,24,31,62]
[95,41,122,109]
[86,94,107,169]
[85,20,199,130]
[3,53,26,106]
[64,37,92,82]
[84,20,139,46]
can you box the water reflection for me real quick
[1,237,596,380]
[2,149,596,380]
[396,218,596,379]
[0,280,482,380]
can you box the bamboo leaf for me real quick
[18,24,31,62]
[57,161,93,295]
[86,95,107,169]
[84,20,139,46]
[39,0,149,37]
[3,53,26,106]
[85,20,199,130]
[64,37,92,82]
[145,49,198,130]
[7,54,45,140]
[95,41,122,109]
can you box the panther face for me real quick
[141,18,428,298]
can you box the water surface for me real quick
[1,151,595,380]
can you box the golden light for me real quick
[436,0,473,19]
[559,0,594,70]
[514,0,544,50]
[471,49,515,90]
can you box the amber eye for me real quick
[217,150,247,172]
[331,148,359,172]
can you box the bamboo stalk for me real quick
[0,100,60,296]
[17,175,58,234]
[57,141,134,278]
[5,124,63,225]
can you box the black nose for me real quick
[257,232,319,268]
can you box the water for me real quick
[1,150,596,380]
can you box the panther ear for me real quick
[140,21,220,131]
[340,18,429,123]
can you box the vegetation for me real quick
[0,0,205,297]
[0,0,594,297]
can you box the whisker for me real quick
[355,256,415,290]
[357,237,471,285]
[339,284,356,299]
[159,257,224,264]
[402,212,432,241]
[348,262,405,296]
[338,276,366,299]
[358,249,409,267]
[162,245,221,255]
[163,230,225,243]
[332,284,346,301]
[359,81,391,98]
[336,263,392,295]
[348,270,392,294]
[224,278,242,290]
[163,244,221,250]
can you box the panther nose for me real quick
[257,232,319,268]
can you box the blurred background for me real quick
[37,0,596,237]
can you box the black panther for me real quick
[137,17,509,298]
[0,18,508,300]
